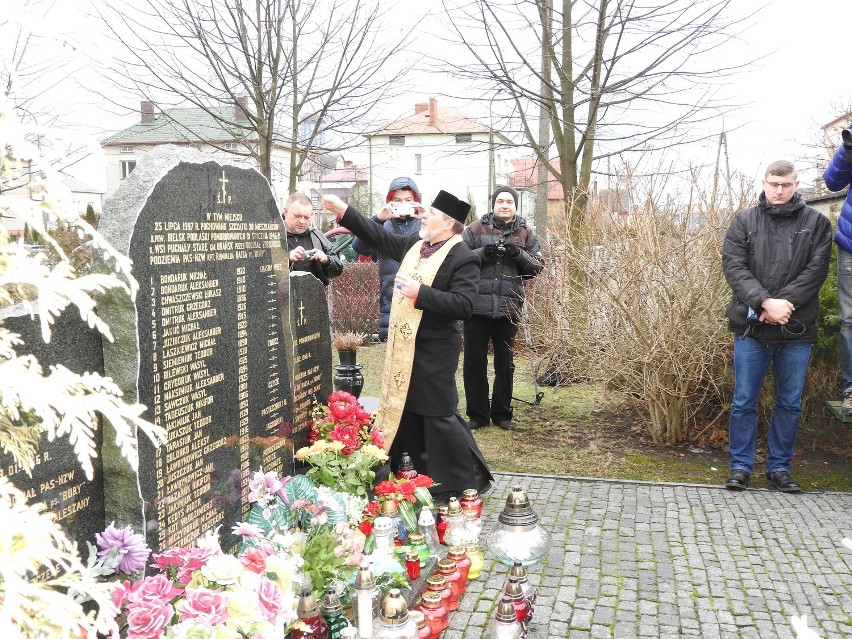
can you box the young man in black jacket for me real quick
[721,160,832,493]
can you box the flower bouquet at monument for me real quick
[95,522,303,639]
[295,391,387,497]
[373,474,437,533]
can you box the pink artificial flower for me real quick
[329,424,360,455]
[151,547,190,571]
[177,587,229,625]
[111,580,134,608]
[126,599,174,639]
[370,428,384,449]
[239,547,267,574]
[248,470,283,503]
[256,576,285,622]
[231,522,263,539]
[127,574,181,604]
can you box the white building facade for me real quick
[366,99,513,218]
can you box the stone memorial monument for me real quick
[289,272,334,453]
[99,146,294,553]
[0,305,106,552]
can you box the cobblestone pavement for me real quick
[449,472,852,639]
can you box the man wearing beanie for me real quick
[352,177,423,342]
[462,185,543,431]
[321,191,492,497]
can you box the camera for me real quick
[304,249,317,258]
[390,202,416,217]
[495,239,507,257]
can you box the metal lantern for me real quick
[486,485,552,566]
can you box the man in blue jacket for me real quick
[823,128,852,414]
[722,160,832,493]
[352,177,423,342]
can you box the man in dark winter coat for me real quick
[351,177,423,341]
[283,192,343,286]
[462,185,542,431]
[823,128,852,414]
[721,160,832,493]
[321,190,492,496]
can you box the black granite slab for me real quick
[99,146,294,554]
[0,305,106,554]
[289,272,334,453]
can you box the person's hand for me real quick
[505,242,521,258]
[322,194,348,216]
[376,203,395,221]
[289,247,307,262]
[483,243,498,260]
[394,273,420,300]
[759,298,795,324]
[310,248,329,265]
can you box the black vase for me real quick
[334,350,364,398]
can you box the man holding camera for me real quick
[462,185,543,431]
[823,127,852,415]
[722,160,831,493]
[351,177,423,341]
[283,192,343,286]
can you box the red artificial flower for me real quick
[327,391,360,422]
[412,474,434,488]
[357,520,373,537]
[370,428,384,449]
[373,481,397,496]
[396,480,416,495]
[365,501,379,517]
[329,424,360,455]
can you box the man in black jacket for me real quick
[462,185,542,431]
[721,160,832,493]
[283,193,343,286]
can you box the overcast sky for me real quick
[9,0,849,191]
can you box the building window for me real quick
[389,135,405,146]
[120,145,134,153]
[121,160,136,180]
[415,154,422,175]
[455,133,472,144]
[224,142,239,151]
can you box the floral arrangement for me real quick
[373,474,437,532]
[296,391,387,496]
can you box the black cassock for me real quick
[341,207,493,495]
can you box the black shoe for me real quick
[724,469,751,491]
[496,420,516,431]
[467,420,487,430]
[766,471,802,493]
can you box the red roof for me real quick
[370,99,490,136]
[323,165,368,182]
[511,157,564,200]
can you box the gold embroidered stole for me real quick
[376,235,463,450]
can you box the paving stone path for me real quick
[451,472,852,638]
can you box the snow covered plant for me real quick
[0,94,166,478]
[0,93,166,636]
[0,478,121,638]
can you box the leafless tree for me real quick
[440,0,755,239]
[1,0,96,185]
[97,0,410,188]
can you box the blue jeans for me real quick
[838,247,852,395]
[728,334,811,473]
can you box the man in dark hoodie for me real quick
[721,160,831,493]
[462,185,542,431]
[352,177,423,341]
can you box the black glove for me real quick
[505,242,521,258]
[843,128,852,167]
[483,243,498,260]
